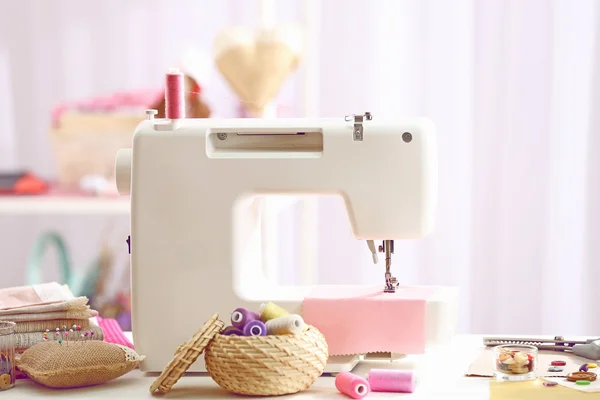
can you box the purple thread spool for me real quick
[243,320,266,337]
[221,326,243,336]
[231,307,260,329]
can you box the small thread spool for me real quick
[368,369,416,393]
[335,372,370,399]
[231,308,260,329]
[259,302,290,322]
[165,68,184,120]
[243,320,267,337]
[266,314,305,335]
[221,326,243,336]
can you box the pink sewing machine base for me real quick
[302,285,434,356]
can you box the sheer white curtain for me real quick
[303,0,600,336]
[0,0,598,336]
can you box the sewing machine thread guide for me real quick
[345,112,372,141]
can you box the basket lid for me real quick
[149,314,224,394]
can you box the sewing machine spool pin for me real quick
[145,109,158,120]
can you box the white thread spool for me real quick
[266,314,305,335]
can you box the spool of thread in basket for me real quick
[221,326,243,336]
[260,302,308,331]
[259,302,289,322]
[335,372,370,399]
[266,314,305,335]
[243,320,267,337]
[368,369,416,393]
[231,307,260,329]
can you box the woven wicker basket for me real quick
[50,113,140,187]
[205,325,328,396]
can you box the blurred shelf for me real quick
[0,195,130,214]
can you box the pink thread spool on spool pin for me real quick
[335,372,370,399]
[165,68,184,120]
[368,369,416,393]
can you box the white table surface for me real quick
[8,334,499,399]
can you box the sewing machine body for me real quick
[116,116,458,372]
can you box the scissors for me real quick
[483,336,600,360]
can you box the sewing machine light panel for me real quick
[207,128,324,158]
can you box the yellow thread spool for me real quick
[259,302,289,322]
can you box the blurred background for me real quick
[0,0,599,336]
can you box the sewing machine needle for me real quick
[384,240,392,274]
[383,240,398,293]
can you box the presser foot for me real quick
[383,274,399,293]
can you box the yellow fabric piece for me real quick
[489,379,599,400]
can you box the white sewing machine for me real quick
[115,69,458,373]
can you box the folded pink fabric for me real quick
[302,285,434,356]
[0,282,73,310]
[96,316,134,349]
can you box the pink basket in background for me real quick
[49,90,162,188]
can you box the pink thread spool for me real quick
[335,372,370,399]
[368,369,415,393]
[165,68,184,119]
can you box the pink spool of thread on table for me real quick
[367,369,416,393]
[335,372,370,399]
[165,68,184,120]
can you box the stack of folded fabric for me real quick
[0,282,104,353]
